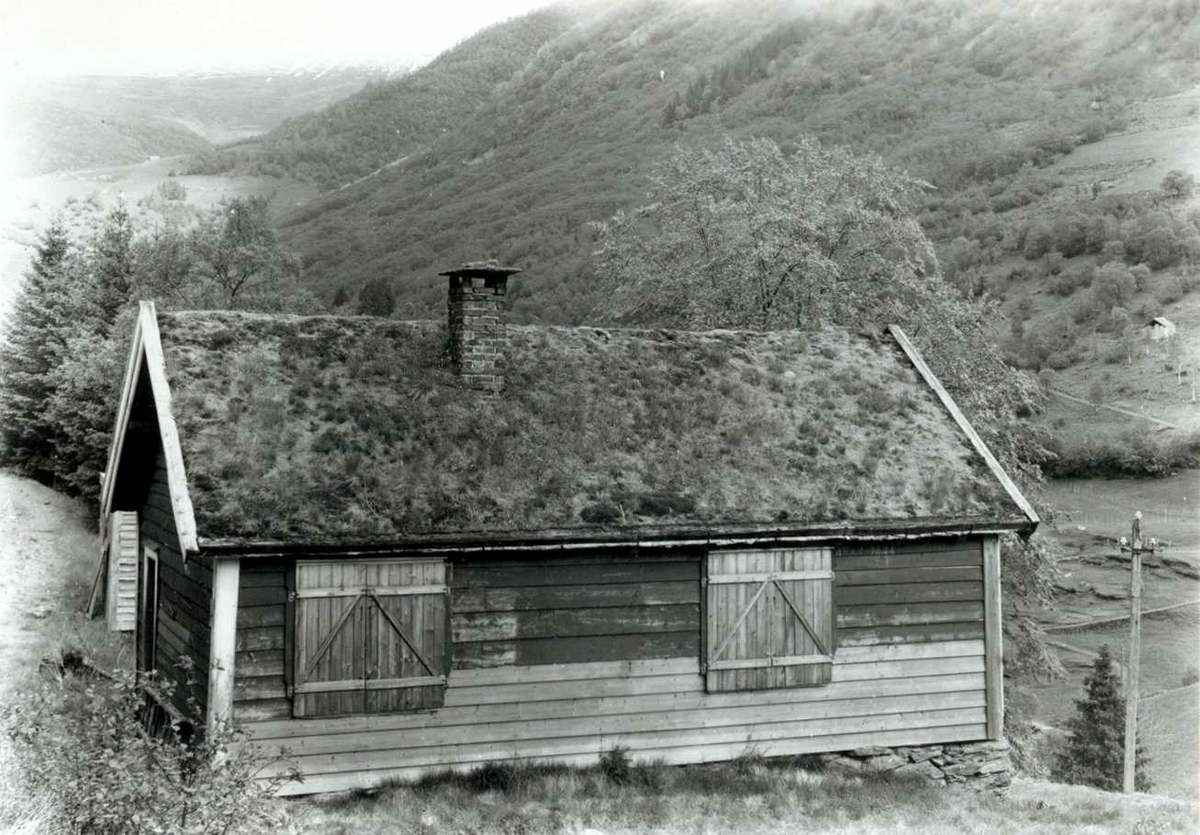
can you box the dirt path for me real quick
[0,471,99,704]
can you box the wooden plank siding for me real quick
[235,539,992,795]
[138,447,211,716]
[833,538,984,648]
[233,562,290,721]
[450,554,701,669]
[248,642,987,795]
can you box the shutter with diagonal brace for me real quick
[293,559,448,718]
[704,548,834,692]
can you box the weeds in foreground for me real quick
[4,657,297,835]
[293,756,1198,835]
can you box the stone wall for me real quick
[818,739,1013,789]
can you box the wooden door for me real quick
[705,548,834,692]
[293,559,448,717]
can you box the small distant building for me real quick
[1145,317,1177,341]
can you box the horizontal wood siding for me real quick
[234,562,290,721]
[450,554,701,669]
[238,539,989,794]
[140,449,210,715]
[833,538,984,647]
[246,641,986,795]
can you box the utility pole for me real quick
[1118,511,1163,793]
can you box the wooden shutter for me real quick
[704,548,834,692]
[293,559,448,718]
[107,512,138,632]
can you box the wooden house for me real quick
[98,263,1038,795]
[1145,316,1177,342]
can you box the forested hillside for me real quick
[221,0,1199,325]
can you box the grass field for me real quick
[1043,470,1200,554]
[1051,89,1200,197]
[278,763,1199,835]
[1032,471,1200,803]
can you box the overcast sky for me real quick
[0,0,554,77]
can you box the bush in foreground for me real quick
[4,661,295,835]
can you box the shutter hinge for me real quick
[287,590,296,603]
[286,684,294,699]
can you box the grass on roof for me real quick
[156,311,1012,542]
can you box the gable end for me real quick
[100,301,199,557]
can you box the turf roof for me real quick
[151,310,1024,543]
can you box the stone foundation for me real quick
[818,739,1012,790]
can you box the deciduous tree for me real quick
[191,196,289,306]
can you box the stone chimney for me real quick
[442,260,521,393]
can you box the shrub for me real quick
[1044,429,1200,478]
[1161,169,1195,199]
[4,665,296,834]
[599,745,633,785]
[468,762,518,793]
[1054,645,1150,792]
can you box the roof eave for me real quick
[194,516,1033,559]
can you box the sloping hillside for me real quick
[191,8,576,189]
[236,0,1198,323]
[5,69,385,177]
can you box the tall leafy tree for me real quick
[1054,645,1150,792]
[191,196,289,307]
[0,219,81,480]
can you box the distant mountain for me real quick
[191,8,576,189]
[6,69,387,176]
[202,0,1197,325]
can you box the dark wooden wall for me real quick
[451,553,701,669]
[833,538,984,648]
[234,561,290,721]
[138,444,212,715]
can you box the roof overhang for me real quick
[99,302,199,557]
[195,516,1033,559]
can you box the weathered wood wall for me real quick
[834,538,984,647]
[139,445,211,714]
[233,561,290,721]
[236,539,990,795]
[451,554,700,669]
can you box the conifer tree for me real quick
[0,219,79,480]
[1055,644,1151,792]
[89,203,136,334]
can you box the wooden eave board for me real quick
[887,325,1039,527]
[196,519,1029,559]
[100,302,199,556]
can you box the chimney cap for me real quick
[440,259,522,279]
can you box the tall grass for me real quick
[287,756,1199,835]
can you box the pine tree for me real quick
[0,219,80,480]
[1055,644,1151,792]
[89,203,136,333]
